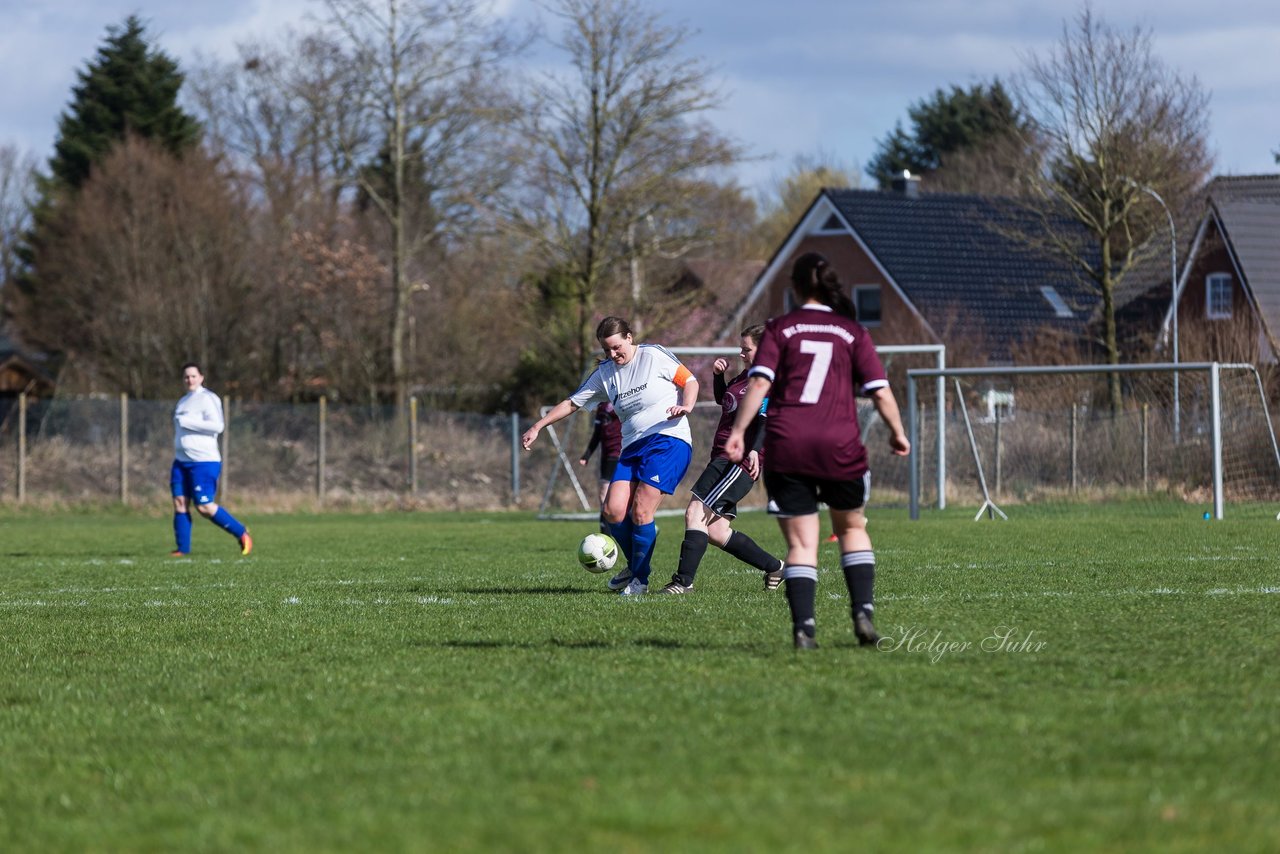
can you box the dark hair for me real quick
[595,316,633,342]
[789,252,856,321]
[181,362,203,375]
[741,323,766,345]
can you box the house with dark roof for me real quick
[0,326,55,426]
[724,176,1101,365]
[1154,175,1280,365]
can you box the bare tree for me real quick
[0,144,37,291]
[9,137,259,397]
[188,34,380,396]
[189,33,367,240]
[319,0,522,408]
[500,0,745,374]
[1009,5,1212,409]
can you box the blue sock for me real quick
[610,517,635,564]
[630,521,658,584]
[174,512,192,553]
[210,507,247,539]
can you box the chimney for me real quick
[891,169,921,198]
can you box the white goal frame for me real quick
[535,343,946,520]
[905,361,1280,520]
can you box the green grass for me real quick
[1,507,1277,852]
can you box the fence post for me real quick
[409,396,419,494]
[120,393,129,504]
[994,407,1002,497]
[221,397,231,502]
[1070,404,1078,493]
[1210,362,1223,520]
[1141,403,1149,493]
[317,396,327,505]
[907,375,919,519]
[17,392,26,504]
[511,411,521,505]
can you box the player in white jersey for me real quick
[170,362,253,556]
[522,317,698,595]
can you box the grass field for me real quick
[1,505,1278,852]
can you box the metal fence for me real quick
[0,393,535,511]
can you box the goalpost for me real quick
[535,343,946,520]
[905,361,1280,520]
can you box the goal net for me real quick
[905,362,1280,520]
[534,344,946,520]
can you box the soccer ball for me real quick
[577,533,619,573]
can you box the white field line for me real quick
[0,584,1274,610]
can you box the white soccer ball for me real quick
[577,533,619,573]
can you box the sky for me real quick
[1,0,1278,195]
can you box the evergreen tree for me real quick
[50,14,201,191]
[866,81,1022,189]
[9,15,202,351]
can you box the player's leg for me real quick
[826,473,877,646]
[170,462,193,556]
[621,436,692,595]
[660,459,730,592]
[192,463,252,555]
[765,469,822,648]
[658,498,716,593]
[691,459,784,588]
[596,479,610,534]
[597,456,618,534]
[624,481,666,593]
[603,475,637,590]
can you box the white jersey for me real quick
[173,387,225,463]
[569,344,694,451]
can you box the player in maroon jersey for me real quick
[725,252,910,649]
[656,324,785,594]
[579,402,623,533]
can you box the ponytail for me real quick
[790,252,856,321]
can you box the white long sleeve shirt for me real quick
[568,344,694,452]
[173,387,225,462]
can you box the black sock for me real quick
[674,530,710,586]
[842,550,875,618]
[721,530,783,574]
[599,512,608,535]
[784,567,818,638]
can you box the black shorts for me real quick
[764,470,870,517]
[600,457,618,481]
[690,457,757,520]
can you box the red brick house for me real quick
[1158,174,1280,365]
[722,175,1100,366]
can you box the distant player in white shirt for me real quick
[171,362,253,556]
[522,317,698,595]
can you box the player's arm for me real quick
[522,399,580,451]
[666,365,698,419]
[726,376,770,462]
[868,386,910,456]
[712,357,729,405]
[176,395,224,435]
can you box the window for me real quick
[1206,273,1232,320]
[1039,285,1073,318]
[853,285,881,326]
[815,213,845,234]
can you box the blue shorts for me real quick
[613,434,692,495]
[171,460,222,506]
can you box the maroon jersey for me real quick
[710,370,766,464]
[581,402,623,460]
[749,304,887,478]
